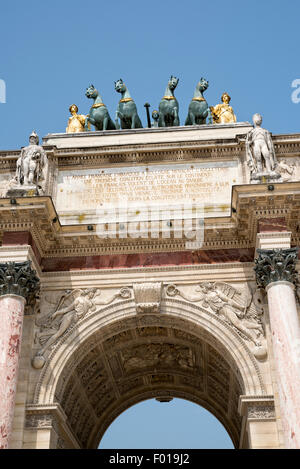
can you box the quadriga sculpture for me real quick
[114,79,143,129]
[85,85,116,131]
[158,76,179,127]
[185,78,209,125]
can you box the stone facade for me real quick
[0,123,300,448]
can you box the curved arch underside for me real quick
[52,312,247,448]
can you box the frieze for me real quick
[238,395,275,420]
[25,413,54,429]
[247,404,275,420]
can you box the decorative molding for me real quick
[254,248,299,288]
[25,403,81,448]
[25,413,57,430]
[238,395,276,420]
[247,404,275,420]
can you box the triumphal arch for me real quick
[0,109,300,449]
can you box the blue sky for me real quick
[1,0,300,150]
[99,398,233,449]
[1,0,298,448]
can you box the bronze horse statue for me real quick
[185,78,209,125]
[114,79,143,129]
[158,76,180,127]
[85,85,116,131]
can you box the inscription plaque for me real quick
[56,162,239,224]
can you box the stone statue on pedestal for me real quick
[7,131,48,197]
[246,114,281,183]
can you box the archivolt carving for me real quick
[32,287,132,369]
[166,282,267,360]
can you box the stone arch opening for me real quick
[98,397,235,449]
[33,298,265,448]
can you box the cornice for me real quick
[41,261,255,277]
[1,130,300,171]
[0,183,299,261]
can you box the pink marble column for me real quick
[0,261,39,449]
[266,281,300,448]
[255,248,300,448]
[0,295,25,449]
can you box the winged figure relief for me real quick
[35,287,131,356]
[166,282,265,348]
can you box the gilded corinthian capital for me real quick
[254,248,299,288]
[0,261,40,301]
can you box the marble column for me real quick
[0,261,39,449]
[255,248,300,448]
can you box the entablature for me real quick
[0,182,299,267]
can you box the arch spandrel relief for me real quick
[32,281,267,372]
[166,281,267,360]
[25,277,273,448]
